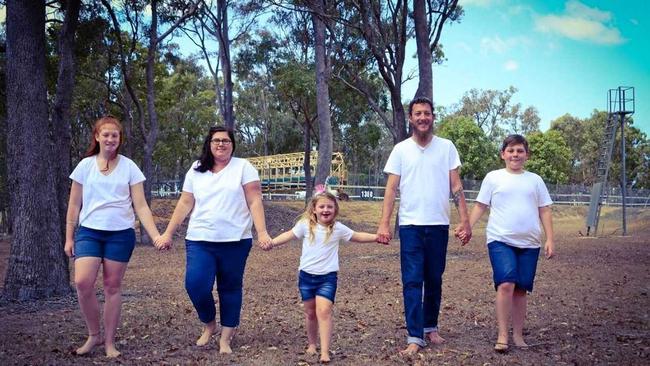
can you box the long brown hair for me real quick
[84,115,123,158]
[300,192,339,243]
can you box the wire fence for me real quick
[151,178,650,208]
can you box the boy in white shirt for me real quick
[467,134,555,353]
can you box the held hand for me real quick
[155,232,173,250]
[257,231,272,250]
[545,239,555,259]
[64,239,74,257]
[376,224,392,244]
[454,223,472,246]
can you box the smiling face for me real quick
[314,196,338,225]
[501,143,529,173]
[95,123,121,155]
[210,131,233,162]
[408,102,434,138]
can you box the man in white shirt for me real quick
[377,97,471,354]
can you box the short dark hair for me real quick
[195,126,236,172]
[501,134,529,153]
[408,97,434,116]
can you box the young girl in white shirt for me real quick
[266,191,385,363]
[467,134,555,353]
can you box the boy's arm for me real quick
[468,202,489,228]
[270,230,297,249]
[350,231,384,244]
[450,168,471,244]
[539,205,555,259]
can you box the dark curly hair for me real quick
[195,126,236,173]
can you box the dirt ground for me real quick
[0,200,648,365]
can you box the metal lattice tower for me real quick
[586,86,635,236]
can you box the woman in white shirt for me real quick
[64,116,161,358]
[157,126,271,354]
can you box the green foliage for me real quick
[526,130,572,184]
[437,115,499,180]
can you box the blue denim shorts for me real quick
[488,241,540,292]
[298,270,337,303]
[74,226,136,263]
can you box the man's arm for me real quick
[377,174,399,243]
[450,168,471,244]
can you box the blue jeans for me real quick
[185,239,252,327]
[399,225,449,347]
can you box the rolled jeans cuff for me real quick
[424,326,438,334]
[407,336,427,347]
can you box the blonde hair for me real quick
[300,192,339,243]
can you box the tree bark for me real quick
[51,0,81,243]
[310,0,333,188]
[4,0,71,300]
[413,0,432,101]
[216,0,234,129]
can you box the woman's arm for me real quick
[539,205,555,259]
[158,191,195,249]
[243,180,272,247]
[130,182,161,242]
[64,181,83,257]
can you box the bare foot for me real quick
[196,324,216,346]
[219,340,232,354]
[427,331,446,345]
[513,337,528,348]
[105,343,121,358]
[73,334,103,356]
[306,344,318,355]
[399,343,420,355]
[320,351,330,363]
[219,326,235,354]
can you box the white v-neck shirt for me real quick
[182,158,260,242]
[383,136,461,225]
[69,154,146,230]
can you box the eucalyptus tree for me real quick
[181,0,268,129]
[4,0,71,300]
[452,86,541,143]
[102,0,200,243]
[412,0,462,101]
[50,0,82,240]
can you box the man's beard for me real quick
[412,124,433,139]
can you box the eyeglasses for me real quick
[210,138,232,145]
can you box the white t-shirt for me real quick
[476,169,553,248]
[383,136,461,225]
[292,220,354,275]
[183,157,260,242]
[69,154,146,231]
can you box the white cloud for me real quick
[503,60,519,71]
[480,36,531,54]
[535,0,625,45]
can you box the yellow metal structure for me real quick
[247,152,347,187]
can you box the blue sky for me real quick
[401,0,649,135]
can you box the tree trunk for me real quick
[303,120,312,202]
[310,0,333,188]
[413,0,433,101]
[141,0,162,245]
[4,0,71,300]
[217,0,234,129]
[51,0,81,242]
